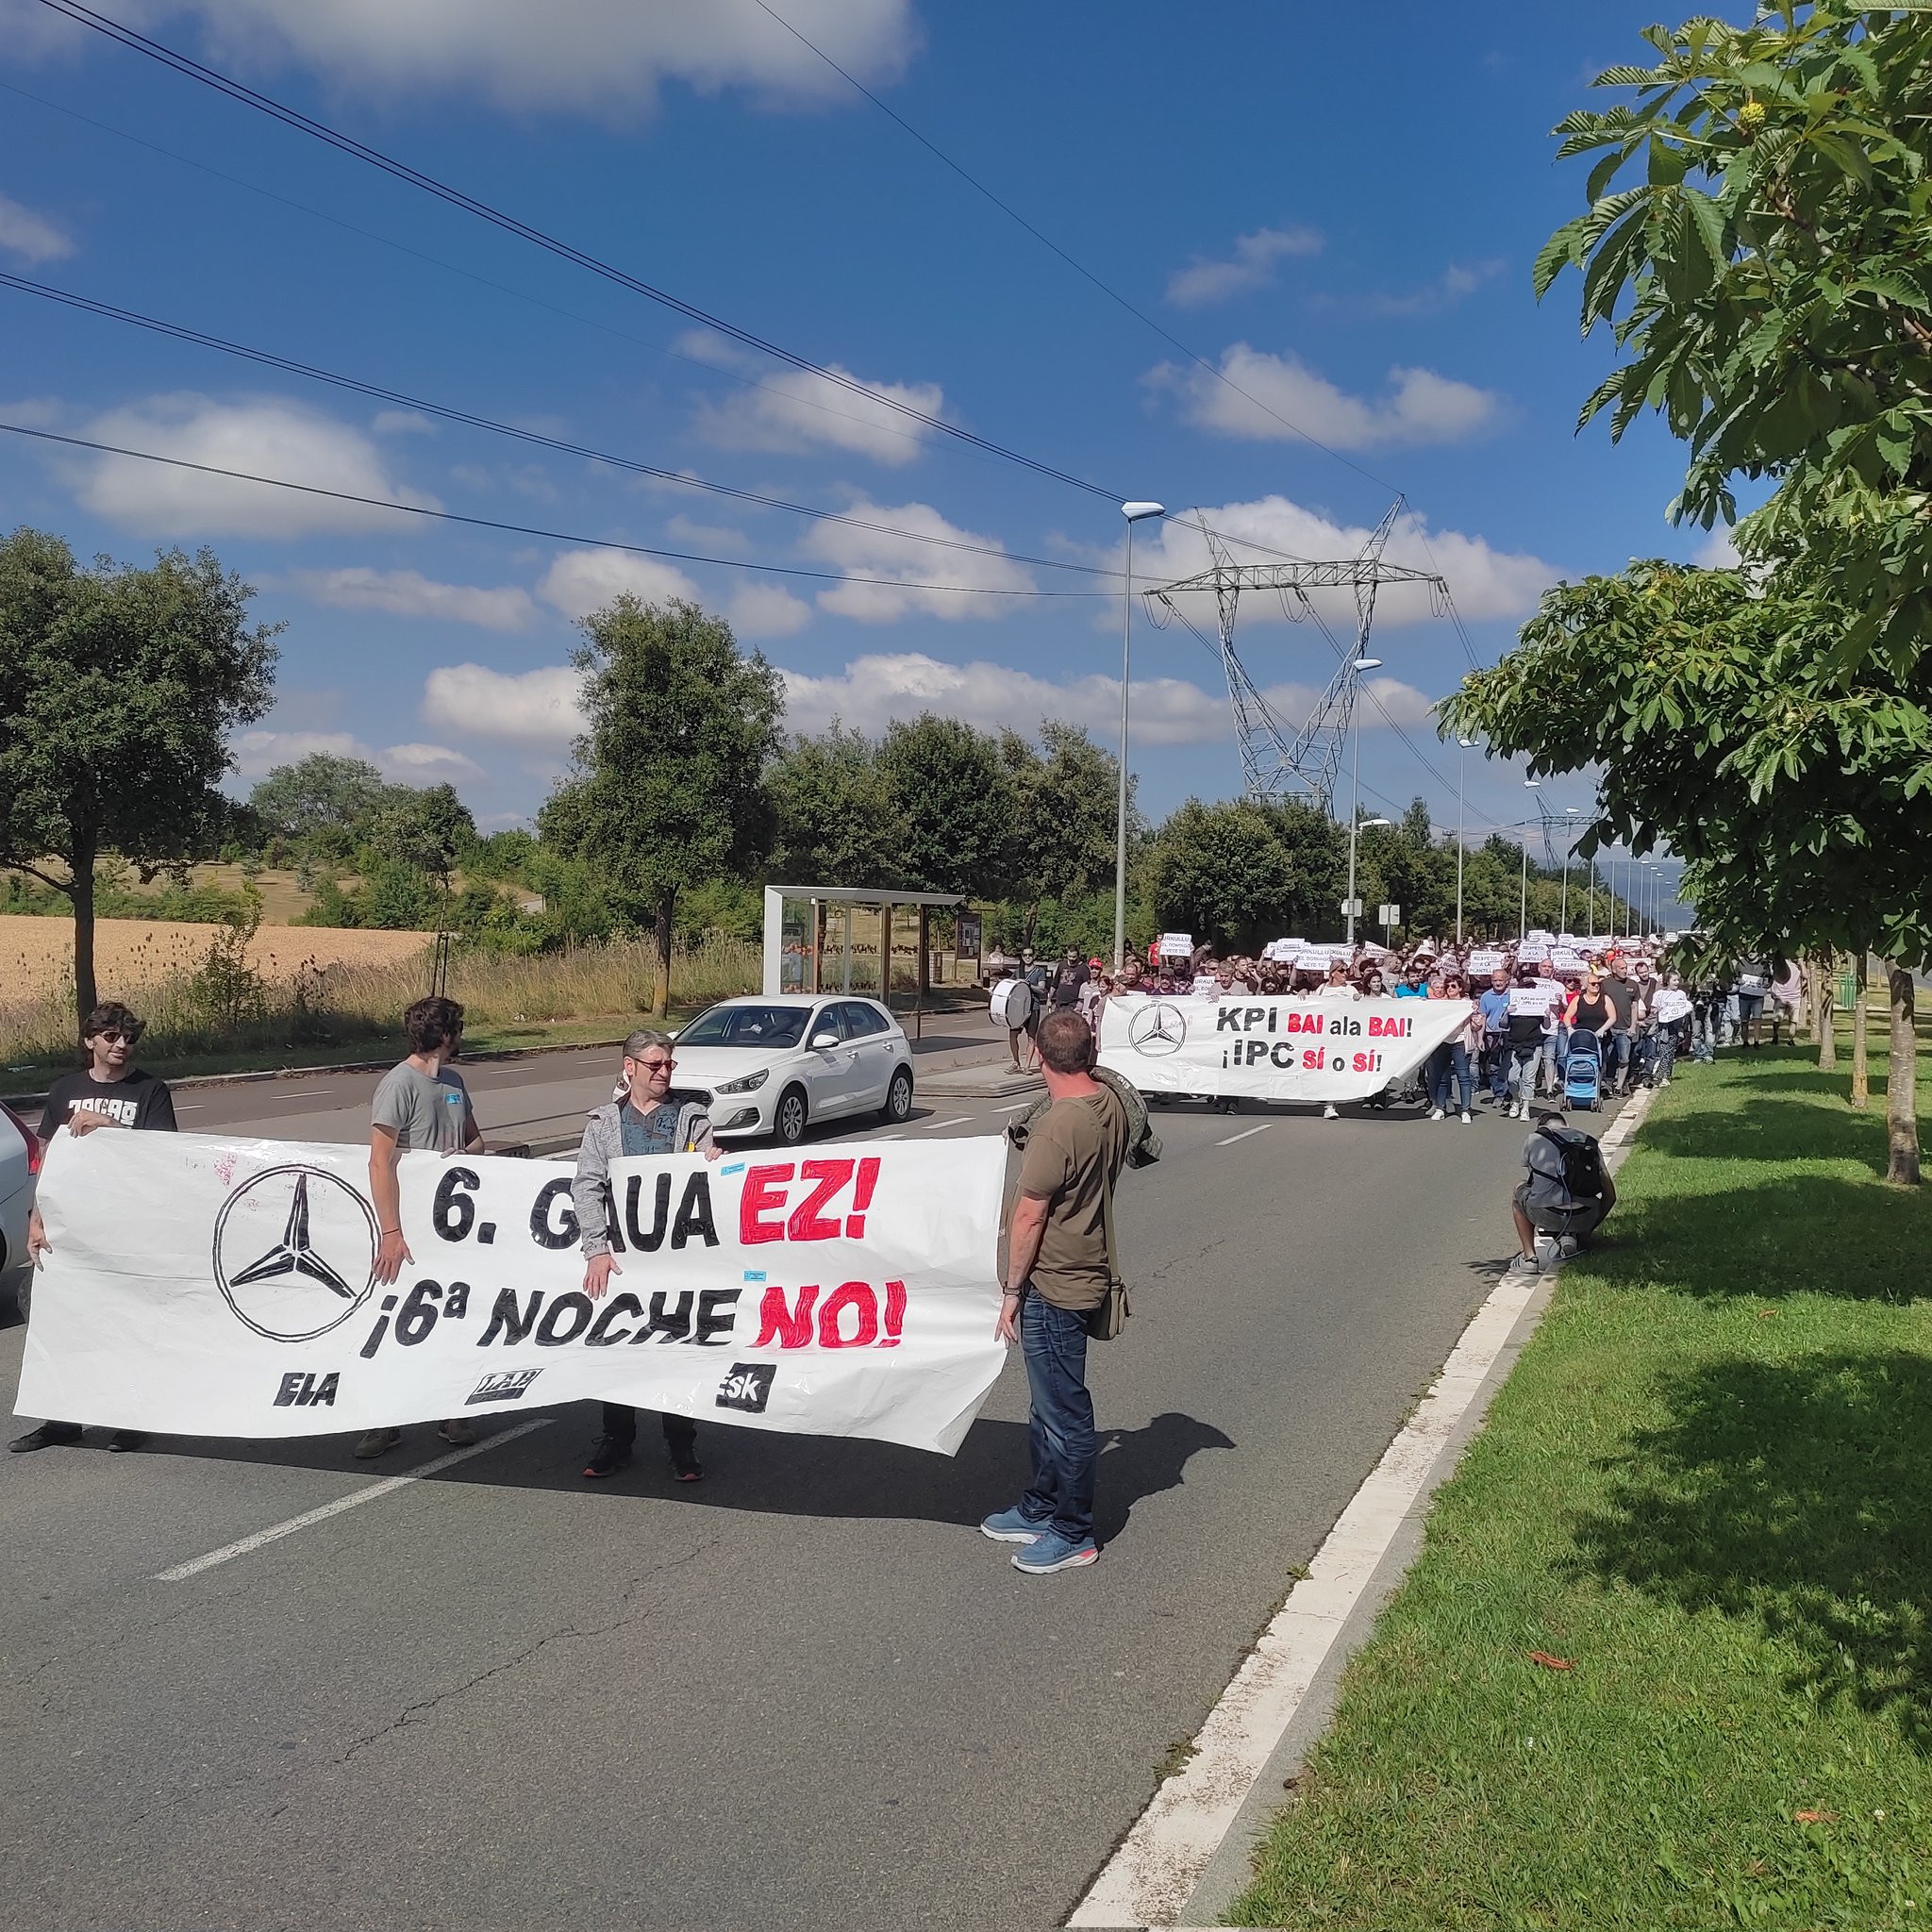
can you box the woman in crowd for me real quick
[1425,971,1480,1123]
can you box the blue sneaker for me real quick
[1012,1530,1099,1574]
[980,1505,1046,1543]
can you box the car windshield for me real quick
[677,1004,813,1049]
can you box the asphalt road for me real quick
[0,1065,1584,1932]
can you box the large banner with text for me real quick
[1099,993,1474,1102]
[17,1131,1006,1456]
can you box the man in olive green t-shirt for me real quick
[979,1008,1129,1574]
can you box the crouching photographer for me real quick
[1508,1108,1616,1275]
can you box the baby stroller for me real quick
[1563,1028,1604,1112]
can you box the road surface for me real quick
[0,1059,1581,1931]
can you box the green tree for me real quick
[358,781,475,883]
[248,753,388,855]
[539,596,782,1015]
[876,713,1013,896]
[767,723,907,886]
[0,529,278,1025]
[1445,559,1931,1181]
[1537,6,1932,670]
[1002,721,1125,935]
[1148,798,1298,951]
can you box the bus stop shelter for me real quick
[760,886,974,1018]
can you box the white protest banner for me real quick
[1652,987,1693,1025]
[1508,985,1559,1017]
[17,1131,1006,1456]
[1098,994,1473,1102]
[1551,947,1586,974]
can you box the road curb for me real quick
[1069,1081,1661,1929]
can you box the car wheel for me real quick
[774,1085,809,1147]
[882,1065,913,1124]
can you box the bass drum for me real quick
[989,976,1034,1029]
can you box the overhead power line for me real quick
[0,421,1111,600]
[0,272,1117,581]
[32,0,1120,503]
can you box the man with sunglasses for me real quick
[573,1028,723,1482]
[12,1001,175,1455]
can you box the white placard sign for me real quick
[1158,931,1193,958]
[18,1132,1008,1456]
[1507,985,1559,1017]
[1099,994,1473,1102]
[1468,948,1506,974]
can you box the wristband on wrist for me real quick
[380,1225,402,1237]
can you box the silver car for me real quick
[671,994,915,1146]
[1,1101,38,1322]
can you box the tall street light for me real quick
[1343,653,1384,944]
[1456,736,1474,945]
[1113,500,1165,970]
[1520,777,1541,941]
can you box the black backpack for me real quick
[1537,1124,1607,1204]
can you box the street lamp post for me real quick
[1520,777,1540,941]
[1560,806,1579,934]
[1113,501,1165,971]
[1456,736,1473,945]
[1343,654,1384,944]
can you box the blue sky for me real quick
[0,0,1714,908]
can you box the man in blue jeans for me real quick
[981,1008,1130,1574]
[1478,965,1514,1106]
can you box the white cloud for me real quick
[1695,525,1741,568]
[371,409,436,436]
[289,566,537,630]
[682,330,941,466]
[1166,224,1323,308]
[0,395,63,428]
[1125,495,1558,625]
[727,583,811,638]
[423,663,587,746]
[802,497,1034,622]
[776,650,1437,748]
[0,191,74,264]
[379,741,485,782]
[667,513,751,551]
[93,0,918,115]
[229,728,370,780]
[1363,259,1506,317]
[536,546,701,620]
[1150,344,1506,448]
[73,393,436,537]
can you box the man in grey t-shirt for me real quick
[355,995,485,1460]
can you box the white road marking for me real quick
[917,1113,968,1129]
[992,1102,1034,1113]
[154,1420,552,1582]
[1214,1124,1272,1146]
[1066,1270,1548,1927]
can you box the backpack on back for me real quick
[1537,1124,1607,1205]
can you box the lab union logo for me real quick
[211,1165,379,1343]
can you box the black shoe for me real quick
[10,1421,83,1454]
[669,1446,704,1483]
[106,1429,147,1454]
[582,1434,633,1480]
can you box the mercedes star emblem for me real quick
[1126,1001,1188,1057]
[212,1164,379,1342]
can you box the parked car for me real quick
[671,995,914,1146]
[1,1101,38,1323]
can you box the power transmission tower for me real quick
[1144,499,1447,812]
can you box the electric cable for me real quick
[31,0,1122,502]
[0,272,1119,580]
[0,420,1110,599]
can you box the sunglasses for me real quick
[629,1056,675,1074]
[92,1027,142,1044]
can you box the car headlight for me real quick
[715,1069,770,1095]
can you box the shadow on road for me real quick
[1569,1348,1932,1752]
[120,1407,1238,1543]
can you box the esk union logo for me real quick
[211,1165,379,1343]
[1126,1001,1188,1058]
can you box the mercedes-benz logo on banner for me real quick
[212,1165,379,1342]
[1127,1001,1189,1057]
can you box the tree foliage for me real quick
[875,713,1014,896]
[1538,5,1932,672]
[0,528,278,1024]
[767,723,908,887]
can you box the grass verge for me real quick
[1229,1045,1932,1930]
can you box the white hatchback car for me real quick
[1,1100,39,1322]
[672,994,915,1145]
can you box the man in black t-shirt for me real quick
[1600,966,1639,1096]
[1049,946,1090,1010]
[11,1002,176,1456]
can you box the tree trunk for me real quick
[651,891,675,1018]
[1815,955,1836,1070]
[1884,959,1919,1185]
[1851,954,1870,1108]
[69,836,98,1034]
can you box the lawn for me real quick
[1229,1046,1932,1930]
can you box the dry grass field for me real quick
[0,915,433,1005]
